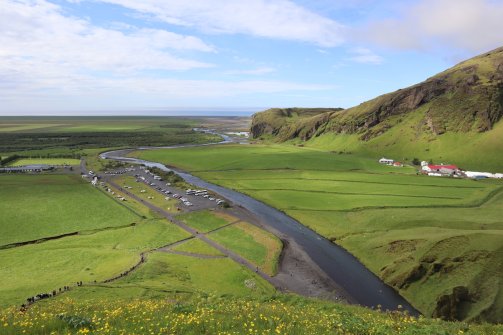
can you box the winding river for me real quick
[101,138,419,315]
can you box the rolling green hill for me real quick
[251,46,503,171]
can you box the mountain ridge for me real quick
[250,47,503,170]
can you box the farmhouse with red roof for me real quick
[422,164,459,175]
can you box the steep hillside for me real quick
[251,47,503,171]
[250,107,343,141]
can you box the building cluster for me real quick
[379,157,503,179]
[378,158,403,167]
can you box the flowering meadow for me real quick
[1,295,501,335]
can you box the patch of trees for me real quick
[149,167,187,188]
[0,155,20,166]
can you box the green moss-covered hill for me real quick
[251,46,503,171]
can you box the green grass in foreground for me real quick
[133,144,503,323]
[1,295,502,335]
[7,158,81,166]
[0,175,140,246]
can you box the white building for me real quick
[379,158,394,165]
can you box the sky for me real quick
[1,0,503,115]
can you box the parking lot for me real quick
[103,166,228,213]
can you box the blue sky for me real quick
[1,0,503,115]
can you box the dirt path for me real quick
[107,177,352,302]
[106,178,285,289]
[161,249,227,259]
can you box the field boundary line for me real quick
[0,223,137,250]
[206,177,486,189]
[238,188,464,200]
[284,186,503,212]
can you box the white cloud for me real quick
[348,47,383,64]
[0,0,338,113]
[0,0,214,76]
[361,0,503,53]
[91,0,346,47]
[225,67,277,75]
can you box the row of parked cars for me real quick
[186,189,226,205]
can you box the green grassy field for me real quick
[0,175,140,246]
[7,158,81,166]
[171,238,225,256]
[175,210,282,275]
[176,210,236,232]
[0,116,223,156]
[0,171,284,316]
[0,220,189,307]
[133,144,503,323]
[208,222,282,276]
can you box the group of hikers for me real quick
[21,281,85,311]
[20,254,146,311]
[103,254,146,283]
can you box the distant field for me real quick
[138,144,415,174]
[56,124,148,132]
[133,143,503,323]
[7,158,81,166]
[0,124,64,132]
[0,117,223,155]
[0,175,140,246]
[136,145,497,211]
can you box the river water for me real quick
[101,141,419,315]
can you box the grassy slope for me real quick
[0,220,189,306]
[0,175,140,246]
[307,108,503,172]
[1,296,502,335]
[208,222,282,276]
[133,144,503,323]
